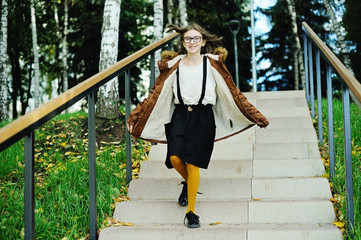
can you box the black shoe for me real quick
[184,211,200,228]
[178,181,188,207]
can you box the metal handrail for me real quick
[0,32,180,240]
[302,21,359,235]
[302,22,361,106]
[0,32,179,151]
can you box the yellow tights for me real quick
[170,155,200,213]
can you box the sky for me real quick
[254,0,277,35]
[251,0,277,87]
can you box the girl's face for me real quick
[182,29,206,55]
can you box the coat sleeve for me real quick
[127,59,169,127]
[237,92,269,128]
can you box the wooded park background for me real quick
[0,0,360,122]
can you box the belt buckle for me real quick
[187,106,193,112]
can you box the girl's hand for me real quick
[127,123,133,133]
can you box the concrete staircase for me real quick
[99,90,343,240]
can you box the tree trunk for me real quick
[322,0,353,73]
[9,51,21,119]
[53,0,61,97]
[97,0,121,118]
[30,0,41,110]
[62,0,69,92]
[285,0,304,90]
[153,0,163,78]
[179,0,188,27]
[0,0,9,121]
[167,0,173,25]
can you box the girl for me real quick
[127,23,269,228]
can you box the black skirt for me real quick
[165,104,216,169]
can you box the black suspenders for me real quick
[176,56,207,110]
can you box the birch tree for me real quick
[62,0,69,92]
[153,0,163,78]
[167,0,173,25]
[54,0,69,93]
[322,0,353,73]
[179,0,188,27]
[29,0,41,109]
[0,0,9,121]
[97,0,121,118]
[285,0,305,90]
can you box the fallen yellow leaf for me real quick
[209,222,222,225]
[333,221,345,228]
[120,222,134,227]
[64,152,75,156]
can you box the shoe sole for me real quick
[187,224,201,228]
[179,202,188,207]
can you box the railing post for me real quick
[24,132,35,240]
[150,52,156,90]
[316,49,323,144]
[326,63,335,181]
[125,69,132,184]
[308,40,315,118]
[88,91,97,240]
[342,83,354,234]
[303,33,309,102]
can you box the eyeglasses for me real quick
[182,36,202,43]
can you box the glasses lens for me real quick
[183,37,191,43]
[193,36,201,43]
[183,36,202,43]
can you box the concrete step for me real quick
[256,98,308,108]
[262,117,314,129]
[255,128,318,143]
[99,223,342,240]
[257,107,310,118]
[215,127,319,145]
[252,177,331,200]
[114,200,248,224]
[244,90,306,100]
[247,223,342,240]
[128,178,331,201]
[128,178,251,200]
[254,143,321,159]
[139,158,325,179]
[149,142,321,161]
[249,200,335,224]
[253,159,325,178]
[148,143,253,161]
[215,128,255,144]
[139,160,252,179]
[113,200,335,225]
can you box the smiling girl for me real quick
[127,23,269,228]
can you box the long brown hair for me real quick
[166,23,223,55]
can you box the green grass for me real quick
[0,111,150,239]
[315,98,361,239]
